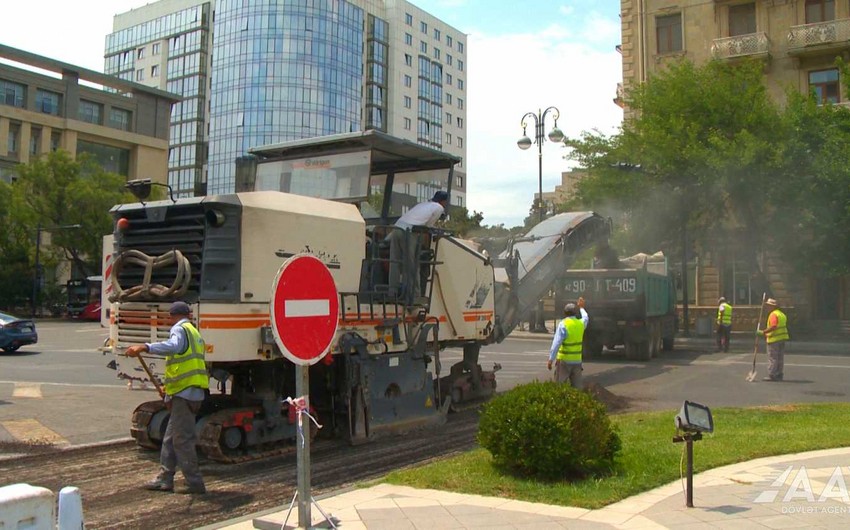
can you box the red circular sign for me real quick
[270,254,340,365]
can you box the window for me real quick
[434,29,441,41]
[110,108,132,131]
[729,3,756,36]
[0,80,25,107]
[458,98,464,110]
[7,122,20,154]
[36,89,61,115]
[809,69,839,104]
[446,93,452,105]
[50,131,61,151]
[405,13,413,26]
[405,54,412,66]
[457,137,463,148]
[457,117,463,129]
[446,132,452,144]
[78,100,103,125]
[405,32,412,45]
[458,59,464,72]
[447,35,453,47]
[806,0,835,24]
[446,112,452,123]
[458,42,464,53]
[420,41,428,53]
[136,69,144,81]
[137,47,145,59]
[77,140,129,176]
[404,74,412,87]
[151,65,160,77]
[447,54,452,66]
[456,175,463,188]
[458,79,464,90]
[404,96,412,108]
[434,48,440,60]
[420,21,428,34]
[152,42,161,55]
[656,14,683,54]
[404,117,411,130]
[29,127,41,156]
[446,73,452,85]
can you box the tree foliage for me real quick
[6,150,135,282]
[563,58,850,292]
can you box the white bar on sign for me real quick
[285,299,330,317]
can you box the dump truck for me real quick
[105,131,611,461]
[556,252,677,361]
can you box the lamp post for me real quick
[517,107,565,332]
[31,223,82,317]
[517,107,565,223]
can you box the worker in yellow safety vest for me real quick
[125,300,209,494]
[757,298,790,382]
[716,297,733,352]
[547,297,590,388]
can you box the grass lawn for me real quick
[384,402,850,509]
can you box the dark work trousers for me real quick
[767,341,786,380]
[386,229,424,299]
[159,396,204,487]
[716,324,732,352]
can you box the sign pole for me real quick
[296,364,311,527]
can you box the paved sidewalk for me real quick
[210,447,850,529]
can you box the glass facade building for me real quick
[105,0,467,202]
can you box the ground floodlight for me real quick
[675,400,713,434]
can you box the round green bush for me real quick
[477,381,621,480]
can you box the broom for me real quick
[746,293,767,382]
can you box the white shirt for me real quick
[395,201,444,229]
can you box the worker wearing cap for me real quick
[547,297,590,388]
[716,297,733,352]
[125,301,209,494]
[387,190,449,302]
[758,298,790,381]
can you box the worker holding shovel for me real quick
[758,298,790,382]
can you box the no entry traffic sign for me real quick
[270,254,340,365]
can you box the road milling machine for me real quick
[107,131,610,462]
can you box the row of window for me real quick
[0,79,133,128]
[404,11,464,54]
[404,33,465,71]
[105,5,205,54]
[5,122,61,157]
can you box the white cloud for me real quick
[465,28,623,227]
[559,5,575,16]
[580,12,621,45]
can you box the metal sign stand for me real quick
[281,365,337,529]
[673,432,703,507]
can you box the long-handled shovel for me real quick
[746,293,767,382]
[136,354,165,399]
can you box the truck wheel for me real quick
[583,340,603,359]
[625,340,650,361]
[648,323,660,358]
[662,337,675,351]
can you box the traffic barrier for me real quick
[57,487,84,529]
[0,483,54,529]
[0,483,86,529]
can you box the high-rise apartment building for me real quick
[105,0,468,208]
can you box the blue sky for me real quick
[3,0,623,227]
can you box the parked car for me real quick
[0,312,38,353]
[78,302,101,322]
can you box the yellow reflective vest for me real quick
[556,317,585,364]
[765,309,790,344]
[164,321,209,396]
[717,303,732,325]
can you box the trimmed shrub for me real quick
[477,381,621,480]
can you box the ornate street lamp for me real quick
[517,107,564,332]
[517,106,564,223]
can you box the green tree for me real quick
[565,59,785,295]
[0,180,32,310]
[10,150,135,279]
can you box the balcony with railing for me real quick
[711,32,770,60]
[788,18,850,55]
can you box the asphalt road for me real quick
[1,320,849,449]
